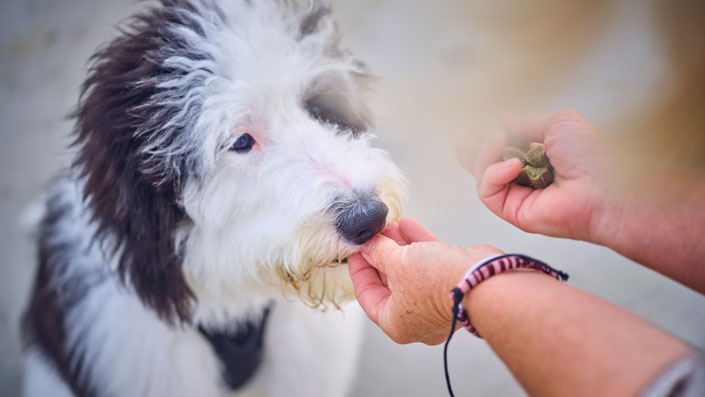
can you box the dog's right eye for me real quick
[229,133,255,153]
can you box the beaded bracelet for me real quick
[443,254,569,397]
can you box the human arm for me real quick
[349,218,692,396]
[466,269,690,396]
[463,110,705,293]
[591,171,705,294]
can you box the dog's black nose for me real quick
[336,197,388,245]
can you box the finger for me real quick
[381,221,410,246]
[452,130,487,174]
[477,158,523,216]
[500,182,536,227]
[500,112,554,143]
[347,253,391,323]
[379,270,389,287]
[500,110,586,144]
[360,234,402,273]
[398,218,439,242]
[473,131,506,181]
[478,158,522,199]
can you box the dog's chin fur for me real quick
[21,1,405,396]
[184,178,403,315]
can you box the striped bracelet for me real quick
[449,254,570,338]
[443,254,569,397]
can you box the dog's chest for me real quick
[198,305,273,391]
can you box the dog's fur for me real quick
[21,1,404,396]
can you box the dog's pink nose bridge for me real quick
[316,163,353,190]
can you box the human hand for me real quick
[461,110,626,243]
[348,218,503,345]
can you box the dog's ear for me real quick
[72,2,216,323]
[299,3,332,39]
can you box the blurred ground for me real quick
[1,1,704,396]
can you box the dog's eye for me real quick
[229,133,255,153]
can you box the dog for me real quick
[20,1,404,396]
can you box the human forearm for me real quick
[592,173,705,294]
[465,271,691,396]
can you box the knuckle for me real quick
[392,334,412,345]
[387,328,401,343]
[556,109,582,122]
[387,325,411,344]
[469,244,503,255]
[548,109,586,136]
[375,245,394,266]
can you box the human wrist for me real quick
[586,193,629,248]
[461,269,536,312]
[463,270,565,339]
[449,254,569,337]
[584,148,670,248]
[572,137,636,245]
[442,257,568,395]
[588,167,664,252]
[431,248,505,324]
[435,262,479,323]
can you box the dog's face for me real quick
[178,1,404,310]
[74,0,403,322]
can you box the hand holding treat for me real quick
[460,110,623,242]
[459,109,705,293]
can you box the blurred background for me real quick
[1,0,704,395]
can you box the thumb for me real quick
[478,158,522,201]
[399,218,439,242]
[361,234,403,273]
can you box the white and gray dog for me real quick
[21,1,404,396]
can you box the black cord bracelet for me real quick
[443,254,569,397]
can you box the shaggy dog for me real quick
[21,1,404,396]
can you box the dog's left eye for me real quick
[229,133,255,153]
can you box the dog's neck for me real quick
[197,304,273,391]
[185,271,277,326]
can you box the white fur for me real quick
[23,1,404,396]
[23,350,74,397]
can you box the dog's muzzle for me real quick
[334,190,388,245]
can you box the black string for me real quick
[493,254,570,282]
[444,287,464,397]
[442,256,569,397]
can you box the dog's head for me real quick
[74,0,404,323]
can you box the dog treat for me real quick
[502,147,527,164]
[502,145,554,189]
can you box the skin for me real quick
[468,110,705,293]
[349,220,690,396]
[348,110,704,395]
[348,219,502,345]
[468,272,689,396]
